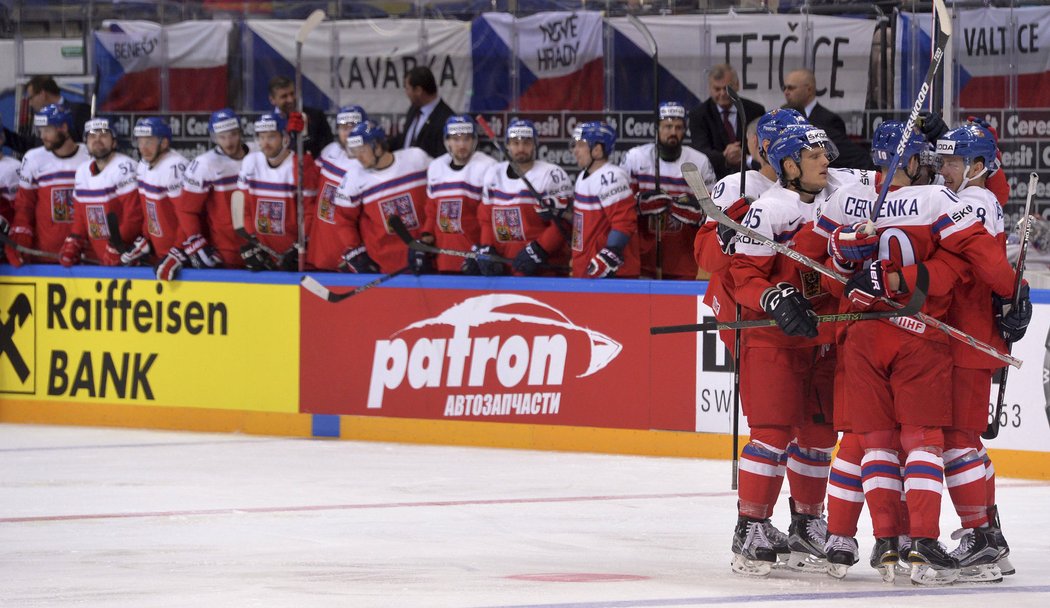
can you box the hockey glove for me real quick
[994,282,1032,343]
[102,244,124,266]
[669,194,704,226]
[461,244,483,275]
[534,196,568,223]
[829,222,879,270]
[120,236,152,266]
[1026,215,1050,253]
[636,191,673,216]
[408,233,436,275]
[475,245,505,276]
[156,247,188,281]
[759,282,818,338]
[844,259,903,309]
[59,235,85,268]
[286,112,305,134]
[182,233,223,269]
[4,225,32,266]
[586,246,624,279]
[240,242,275,272]
[716,197,751,255]
[917,111,949,144]
[339,245,379,274]
[278,247,299,271]
[512,241,548,276]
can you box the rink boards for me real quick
[2,265,1050,480]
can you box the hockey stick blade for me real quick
[682,162,1022,369]
[296,9,326,44]
[230,190,282,259]
[651,263,928,335]
[300,268,407,303]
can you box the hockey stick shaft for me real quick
[868,0,951,225]
[986,172,1039,439]
[105,211,127,253]
[294,9,325,274]
[300,268,407,303]
[230,190,283,259]
[682,162,1022,369]
[726,84,748,491]
[0,232,95,264]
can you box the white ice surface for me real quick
[1,424,1048,607]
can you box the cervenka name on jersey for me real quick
[367,294,622,416]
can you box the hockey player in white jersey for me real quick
[473,119,573,276]
[167,108,247,277]
[309,105,365,271]
[620,101,715,279]
[410,115,496,274]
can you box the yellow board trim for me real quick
[3,400,1049,480]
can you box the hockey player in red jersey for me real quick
[167,108,250,276]
[333,119,430,273]
[411,115,496,274]
[60,117,141,266]
[6,104,88,265]
[620,101,716,279]
[570,121,639,279]
[936,121,1025,582]
[473,118,573,276]
[307,105,365,271]
[728,124,840,577]
[236,112,319,271]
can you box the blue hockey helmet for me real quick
[84,117,115,136]
[34,103,74,131]
[756,108,808,150]
[208,108,241,134]
[573,121,617,157]
[253,112,287,135]
[336,105,368,127]
[347,120,386,148]
[134,116,172,141]
[506,118,537,144]
[870,120,928,168]
[444,115,476,138]
[936,122,1000,175]
[658,101,687,123]
[767,124,837,180]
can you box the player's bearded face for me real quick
[215,130,243,156]
[446,133,474,164]
[40,126,68,151]
[257,131,286,159]
[658,120,684,149]
[87,131,115,159]
[508,138,534,165]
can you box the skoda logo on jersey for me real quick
[367,294,622,409]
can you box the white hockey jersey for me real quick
[425,150,497,272]
[0,156,18,219]
[137,150,189,257]
[479,159,573,266]
[175,146,246,265]
[72,152,141,262]
[13,143,90,253]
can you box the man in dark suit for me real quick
[782,68,873,170]
[389,66,455,159]
[2,75,92,155]
[688,64,765,180]
[268,75,333,158]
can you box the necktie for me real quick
[404,111,421,149]
[721,107,737,143]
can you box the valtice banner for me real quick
[247,19,472,114]
[0,276,298,413]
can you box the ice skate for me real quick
[894,535,912,578]
[731,516,778,577]
[763,520,791,567]
[909,537,960,585]
[950,527,1005,583]
[823,534,859,579]
[785,499,828,573]
[987,505,1015,575]
[869,536,899,582]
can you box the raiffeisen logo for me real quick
[367,294,622,415]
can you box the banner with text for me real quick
[0,275,298,412]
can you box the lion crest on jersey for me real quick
[317,184,337,224]
[256,199,286,235]
[438,199,463,233]
[492,207,525,242]
[145,201,163,237]
[51,188,74,223]
[571,211,584,251]
[85,205,109,240]
[379,194,420,233]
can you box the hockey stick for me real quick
[986,172,1039,439]
[105,211,127,253]
[474,114,574,244]
[300,269,407,303]
[230,190,283,259]
[682,162,1022,369]
[0,232,96,264]
[865,0,951,228]
[726,84,749,491]
[295,9,326,273]
[651,264,928,334]
[627,13,662,280]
